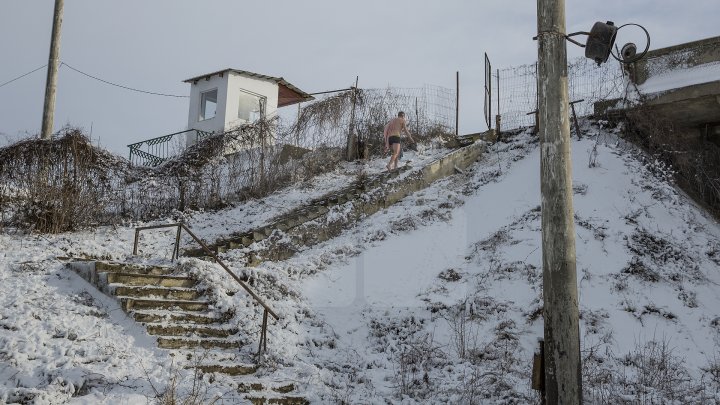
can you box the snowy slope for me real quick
[2,123,720,404]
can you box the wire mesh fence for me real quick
[282,85,457,152]
[496,56,627,131]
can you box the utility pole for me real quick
[346,76,359,161]
[536,0,582,403]
[41,0,64,140]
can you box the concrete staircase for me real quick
[186,138,486,267]
[69,260,309,404]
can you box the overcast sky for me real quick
[1,0,717,155]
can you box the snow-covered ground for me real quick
[2,123,720,404]
[639,60,720,95]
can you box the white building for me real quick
[183,68,314,147]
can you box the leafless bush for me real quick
[288,87,456,158]
[0,127,128,232]
[393,332,446,399]
[443,305,480,360]
[145,356,225,405]
[701,352,720,396]
[583,334,709,403]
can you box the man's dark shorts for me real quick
[388,136,401,145]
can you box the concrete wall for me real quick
[225,72,279,128]
[630,36,720,85]
[186,72,280,147]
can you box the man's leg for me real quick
[391,143,401,169]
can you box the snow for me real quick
[2,123,720,403]
[638,60,720,94]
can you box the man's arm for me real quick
[401,121,415,143]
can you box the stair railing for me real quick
[132,223,279,353]
[128,129,213,167]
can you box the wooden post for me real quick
[346,76,359,161]
[295,102,301,146]
[536,0,582,403]
[259,98,266,183]
[569,99,584,139]
[41,0,64,140]
[415,97,419,138]
[455,71,459,137]
[496,68,501,140]
[532,339,546,403]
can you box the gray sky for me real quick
[1,0,717,156]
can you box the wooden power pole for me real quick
[41,0,64,140]
[536,0,582,403]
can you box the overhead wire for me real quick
[60,61,188,98]
[0,64,47,89]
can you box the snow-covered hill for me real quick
[2,122,720,404]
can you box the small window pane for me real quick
[238,92,262,122]
[200,89,217,121]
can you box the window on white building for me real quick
[238,91,264,123]
[199,89,218,121]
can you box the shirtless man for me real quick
[384,111,415,171]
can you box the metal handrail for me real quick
[132,222,279,353]
[128,129,213,166]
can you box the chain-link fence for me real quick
[496,56,628,131]
[284,85,457,151]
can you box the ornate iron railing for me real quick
[128,129,213,166]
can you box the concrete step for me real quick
[121,298,210,312]
[194,363,258,376]
[156,337,244,350]
[95,261,175,276]
[238,383,295,394]
[133,310,226,325]
[106,273,196,288]
[245,396,309,405]
[145,323,238,338]
[112,286,202,300]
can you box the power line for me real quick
[60,61,188,98]
[0,64,47,89]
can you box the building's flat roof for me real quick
[183,68,314,107]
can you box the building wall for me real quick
[224,73,279,129]
[186,74,229,146]
[186,72,280,147]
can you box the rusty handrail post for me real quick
[258,309,269,354]
[133,228,140,255]
[173,225,182,262]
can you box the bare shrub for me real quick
[392,332,446,399]
[0,127,128,233]
[145,356,225,405]
[701,352,720,396]
[583,334,707,403]
[443,305,480,360]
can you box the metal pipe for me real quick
[173,225,182,261]
[132,223,280,320]
[309,87,353,96]
[455,71,460,137]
